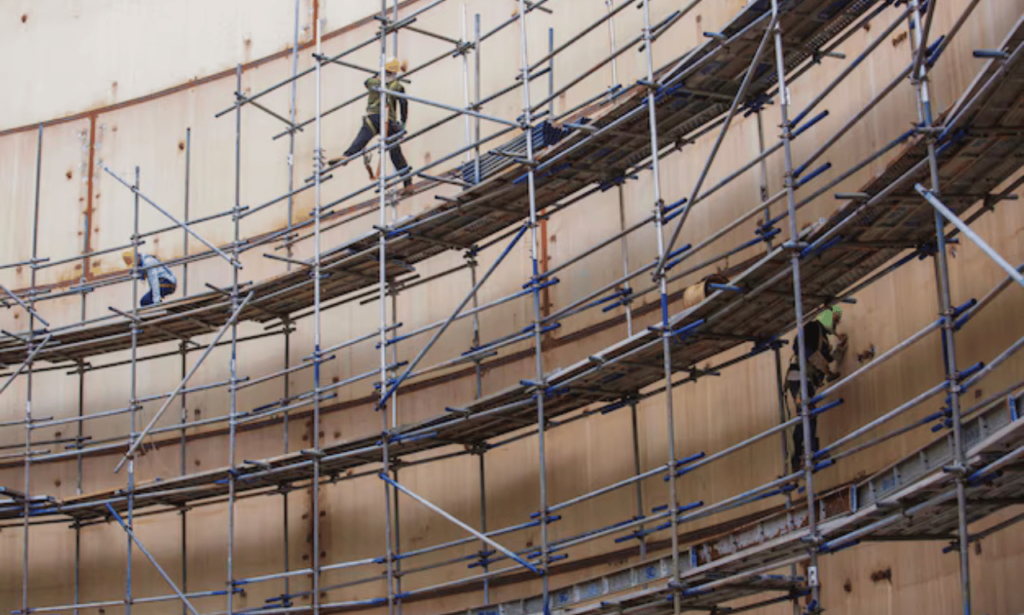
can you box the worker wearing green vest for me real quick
[785,305,847,472]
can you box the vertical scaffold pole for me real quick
[605,0,619,87]
[769,0,821,609]
[389,3,405,604]
[74,116,95,615]
[313,13,326,613]
[548,28,555,119]
[640,0,681,611]
[760,96,797,615]
[907,2,972,612]
[467,246,490,602]
[283,0,301,603]
[774,349,800,615]
[390,281,402,614]
[462,4,473,170]
[473,13,482,185]
[125,165,142,615]
[391,0,399,56]
[75,349,83,615]
[377,2,398,614]
[755,109,774,248]
[517,0,551,606]
[180,125,192,615]
[478,448,491,604]
[227,62,243,615]
[608,7,642,558]
[21,123,43,615]
[617,185,646,559]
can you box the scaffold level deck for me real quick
[4,1,1024,613]
[443,388,1024,615]
[0,0,881,369]
[3,16,1022,524]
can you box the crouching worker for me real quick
[786,305,847,472]
[122,249,177,307]
[330,57,412,191]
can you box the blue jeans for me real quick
[141,280,177,306]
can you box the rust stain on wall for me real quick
[84,113,97,280]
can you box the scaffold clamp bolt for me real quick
[807,565,819,587]
[942,463,967,476]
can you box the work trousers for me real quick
[786,365,824,472]
[345,115,410,175]
[141,280,177,307]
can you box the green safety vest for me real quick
[365,77,405,123]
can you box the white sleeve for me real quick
[143,257,163,304]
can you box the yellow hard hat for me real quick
[385,57,402,73]
[122,249,137,267]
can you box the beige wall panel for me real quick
[0,122,94,445]
[3,1,1024,614]
[814,505,1024,615]
[0,523,76,612]
[180,501,230,608]
[544,189,629,335]
[24,120,92,292]
[0,0,318,130]
[0,129,42,283]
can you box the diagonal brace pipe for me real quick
[0,333,53,399]
[236,92,304,132]
[104,504,201,615]
[380,473,542,575]
[376,222,529,410]
[916,184,1024,287]
[115,291,254,472]
[103,165,243,270]
[656,12,777,277]
[0,282,50,328]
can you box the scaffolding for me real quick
[1,0,1023,614]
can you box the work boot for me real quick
[399,167,414,193]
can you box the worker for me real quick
[330,57,413,191]
[785,305,847,473]
[122,249,177,307]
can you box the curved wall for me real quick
[0,0,422,131]
[1,1,1024,613]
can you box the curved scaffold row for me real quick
[1,0,1024,614]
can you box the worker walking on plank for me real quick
[122,249,177,307]
[785,305,847,473]
[329,57,413,191]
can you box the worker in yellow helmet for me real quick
[785,305,848,472]
[121,249,177,307]
[330,57,412,191]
